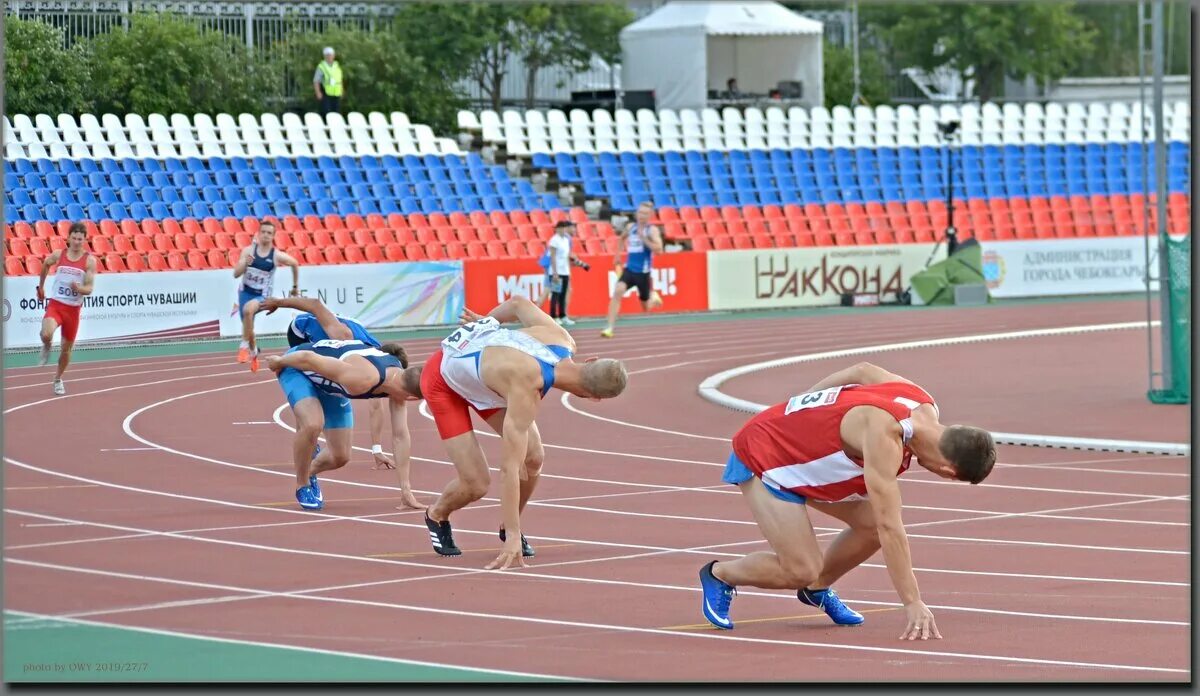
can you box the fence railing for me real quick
[6,0,616,108]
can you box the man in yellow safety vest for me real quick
[314,46,343,115]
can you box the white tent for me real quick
[620,1,824,111]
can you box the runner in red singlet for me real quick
[697,361,996,641]
[36,222,98,395]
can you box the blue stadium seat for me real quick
[170,202,190,219]
[251,201,273,218]
[65,203,85,220]
[150,202,171,219]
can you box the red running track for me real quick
[3,298,1189,681]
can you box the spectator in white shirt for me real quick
[546,221,588,326]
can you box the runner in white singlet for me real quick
[420,297,630,570]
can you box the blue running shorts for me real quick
[278,367,353,430]
[722,451,807,504]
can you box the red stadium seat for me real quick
[6,257,26,275]
[207,249,228,268]
[344,246,366,264]
[364,244,385,263]
[384,243,406,262]
[404,243,427,261]
[187,250,210,270]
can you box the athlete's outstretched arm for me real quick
[485,296,561,331]
[485,375,539,571]
[857,410,941,640]
[267,351,368,393]
[805,362,913,392]
[36,251,62,301]
[232,246,253,278]
[73,256,98,295]
[275,250,302,296]
[262,296,353,340]
[386,398,423,509]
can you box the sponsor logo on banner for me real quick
[980,237,1150,298]
[707,244,938,310]
[497,273,548,302]
[464,252,709,317]
[981,250,1006,290]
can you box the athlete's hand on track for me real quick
[459,308,485,325]
[484,537,526,570]
[394,488,425,511]
[900,601,941,640]
[36,286,45,302]
[371,451,395,469]
[264,355,285,374]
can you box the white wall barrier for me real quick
[2,261,465,349]
[980,236,1153,298]
[706,243,940,310]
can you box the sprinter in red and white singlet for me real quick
[697,362,997,642]
[36,222,98,395]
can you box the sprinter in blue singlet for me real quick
[231,220,300,372]
[601,201,664,338]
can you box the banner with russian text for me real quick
[3,261,465,349]
[706,244,939,310]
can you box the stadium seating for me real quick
[3,101,1191,274]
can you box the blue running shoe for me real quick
[309,475,323,503]
[698,560,736,629]
[798,587,864,626]
[296,485,323,511]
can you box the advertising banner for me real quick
[220,261,465,337]
[3,261,465,349]
[981,237,1151,298]
[3,270,228,349]
[707,243,939,310]
[463,252,709,317]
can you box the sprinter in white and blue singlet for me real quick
[421,297,629,570]
[260,295,424,510]
[266,338,423,511]
[232,220,300,372]
[601,201,664,338]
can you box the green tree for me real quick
[822,43,889,108]
[288,24,464,133]
[870,2,1097,101]
[4,17,91,115]
[516,3,632,108]
[87,13,273,116]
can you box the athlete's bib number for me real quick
[784,386,844,415]
[52,268,84,305]
[243,266,272,292]
[312,339,357,349]
[442,317,499,353]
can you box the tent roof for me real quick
[621,1,824,37]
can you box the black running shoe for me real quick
[425,513,461,556]
[498,528,535,557]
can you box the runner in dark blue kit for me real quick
[265,338,423,511]
[601,201,664,338]
[232,220,300,372]
[261,296,424,510]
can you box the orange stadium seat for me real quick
[385,243,406,262]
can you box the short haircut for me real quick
[379,341,408,368]
[68,222,87,236]
[402,365,423,398]
[259,220,276,232]
[939,425,997,485]
[554,220,574,232]
[637,201,653,210]
[580,359,628,398]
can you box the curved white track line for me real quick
[695,320,1188,456]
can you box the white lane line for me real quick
[5,557,1186,674]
